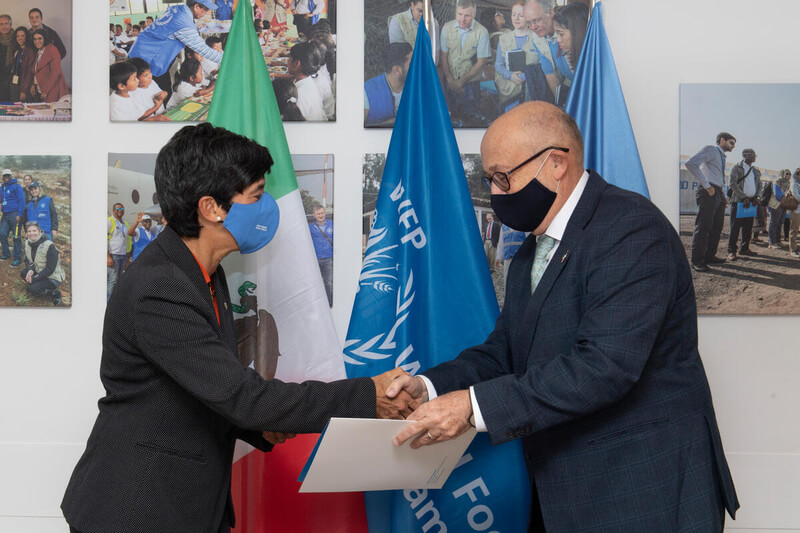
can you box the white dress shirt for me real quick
[420,171,591,432]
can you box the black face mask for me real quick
[491,176,556,232]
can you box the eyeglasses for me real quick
[527,15,548,27]
[481,146,569,192]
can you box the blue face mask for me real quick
[222,192,280,254]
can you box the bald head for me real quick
[481,102,586,235]
[483,102,583,168]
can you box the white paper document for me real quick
[298,418,477,493]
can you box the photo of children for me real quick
[0,2,72,121]
[0,156,71,307]
[364,0,589,128]
[109,0,336,122]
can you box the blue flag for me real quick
[345,21,530,533]
[565,2,650,198]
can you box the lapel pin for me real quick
[561,251,569,263]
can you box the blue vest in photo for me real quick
[364,74,394,126]
[27,196,53,234]
[129,5,195,77]
[131,227,157,261]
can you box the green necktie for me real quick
[531,235,556,293]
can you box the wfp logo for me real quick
[344,210,417,371]
[255,224,268,232]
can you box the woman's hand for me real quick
[263,431,296,445]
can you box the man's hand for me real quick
[510,71,524,85]
[107,254,114,267]
[263,431,296,445]
[385,374,428,406]
[52,230,57,239]
[392,389,472,449]
[372,367,415,420]
[25,270,33,284]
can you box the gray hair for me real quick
[526,0,555,12]
[0,14,12,23]
[457,0,477,12]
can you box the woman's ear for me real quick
[197,195,224,224]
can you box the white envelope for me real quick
[299,418,476,493]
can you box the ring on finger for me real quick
[426,430,436,440]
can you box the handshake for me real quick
[371,367,429,420]
[372,368,475,450]
[264,368,475,449]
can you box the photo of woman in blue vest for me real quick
[25,180,58,242]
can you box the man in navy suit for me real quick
[390,102,739,531]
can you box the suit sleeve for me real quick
[133,272,376,434]
[237,429,274,453]
[729,165,744,198]
[473,211,678,444]
[423,308,516,393]
[50,28,67,59]
[684,146,712,188]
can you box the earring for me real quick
[217,216,222,222]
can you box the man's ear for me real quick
[549,150,570,182]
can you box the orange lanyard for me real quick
[190,252,220,326]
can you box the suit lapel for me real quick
[156,227,228,342]
[213,265,239,352]
[515,171,608,366]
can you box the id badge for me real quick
[11,75,18,84]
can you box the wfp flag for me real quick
[345,21,530,533]
[207,5,368,532]
[565,2,650,198]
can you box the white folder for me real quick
[298,417,476,493]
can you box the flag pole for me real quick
[423,0,436,62]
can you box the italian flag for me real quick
[207,4,368,532]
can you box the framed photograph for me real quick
[363,152,525,307]
[680,84,800,315]
[297,154,335,306]
[108,152,335,306]
[109,0,336,122]
[0,1,72,121]
[0,156,71,307]
[363,0,588,128]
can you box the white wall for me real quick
[0,0,797,531]
[1,0,73,84]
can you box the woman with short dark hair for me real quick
[61,123,403,533]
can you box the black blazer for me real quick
[425,172,739,531]
[62,227,375,533]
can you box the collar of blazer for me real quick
[514,170,609,367]
[155,226,233,338]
